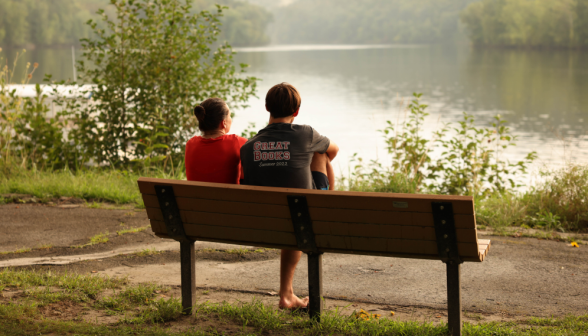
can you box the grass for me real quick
[71,232,110,249]
[117,225,148,236]
[133,248,164,257]
[0,247,32,255]
[0,165,185,208]
[200,247,277,256]
[1,269,588,335]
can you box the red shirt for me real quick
[185,134,247,184]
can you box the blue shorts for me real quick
[312,171,329,190]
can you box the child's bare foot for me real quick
[279,293,309,310]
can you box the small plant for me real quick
[134,248,162,257]
[226,248,251,257]
[0,247,32,255]
[133,297,183,324]
[117,226,148,236]
[71,232,109,248]
[528,211,564,232]
[381,93,432,188]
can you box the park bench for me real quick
[138,177,490,336]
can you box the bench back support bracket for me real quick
[287,195,323,321]
[432,202,463,336]
[287,196,319,253]
[431,202,462,264]
[155,185,190,243]
[155,185,195,314]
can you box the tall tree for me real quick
[68,0,258,165]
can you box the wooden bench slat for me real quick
[315,235,480,257]
[139,178,474,214]
[143,194,291,219]
[184,223,297,247]
[312,221,478,243]
[145,207,294,232]
[311,209,477,229]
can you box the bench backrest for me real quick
[139,177,489,262]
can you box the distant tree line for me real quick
[0,0,272,47]
[0,0,100,47]
[271,0,478,44]
[460,0,588,48]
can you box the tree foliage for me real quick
[58,0,258,167]
[271,0,477,44]
[461,0,588,48]
[0,0,271,47]
[194,0,272,46]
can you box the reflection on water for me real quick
[5,45,588,172]
[2,48,79,84]
[231,45,588,173]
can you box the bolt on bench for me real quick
[138,177,490,336]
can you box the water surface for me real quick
[7,45,588,178]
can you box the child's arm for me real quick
[325,142,339,161]
[326,159,335,190]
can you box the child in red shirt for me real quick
[185,98,247,183]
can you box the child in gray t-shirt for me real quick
[240,82,339,311]
[240,84,338,190]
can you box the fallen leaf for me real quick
[436,315,442,318]
[569,242,579,248]
[267,291,277,296]
[91,271,97,273]
[390,311,395,316]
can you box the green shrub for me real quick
[345,93,536,197]
[339,155,418,194]
[523,165,588,231]
[475,192,528,229]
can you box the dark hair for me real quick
[265,82,301,118]
[194,98,230,132]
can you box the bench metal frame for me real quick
[154,185,467,336]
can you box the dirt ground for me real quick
[1,203,588,325]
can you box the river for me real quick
[6,44,588,181]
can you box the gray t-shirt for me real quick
[240,123,330,189]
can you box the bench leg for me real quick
[307,252,323,321]
[180,241,196,314]
[446,261,462,336]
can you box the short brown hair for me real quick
[194,98,229,132]
[265,83,301,118]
